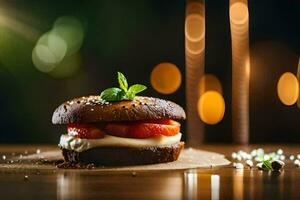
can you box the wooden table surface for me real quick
[0,144,300,200]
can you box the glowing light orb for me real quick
[32,16,84,77]
[50,53,81,78]
[277,72,299,106]
[198,74,222,96]
[198,91,225,125]
[36,32,67,62]
[151,62,182,94]
[53,16,84,55]
[185,14,205,54]
[245,58,250,78]
[47,33,67,61]
[230,2,249,25]
[230,0,250,144]
[185,14,205,42]
[297,57,300,108]
[32,44,57,72]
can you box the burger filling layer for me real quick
[59,119,182,152]
[59,133,182,152]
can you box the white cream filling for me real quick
[59,133,182,152]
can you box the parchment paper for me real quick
[0,148,230,171]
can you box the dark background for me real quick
[0,0,299,143]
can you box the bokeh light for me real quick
[32,16,84,77]
[277,72,299,106]
[32,44,57,73]
[49,53,81,78]
[151,62,182,94]
[47,33,67,61]
[230,0,250,144]
[32,33,66,73]
[185,14,205,42]
[185,0,206,145]
[186,1,204,15]
[185,14,205,54]
[198,74,223,97]
[297,57,300,108]
[0,12,40,42]
[198,91,225,125]
[229,2,249,25]
[53,16,84,56]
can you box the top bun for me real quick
[52,96,186,124]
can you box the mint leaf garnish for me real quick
[128,84,147,94]
[100,87,126,101]
[117,72,128,92]
[100,72,147,102]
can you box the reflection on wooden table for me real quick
[0,145,299,200]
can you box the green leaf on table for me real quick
[262,160,272,170]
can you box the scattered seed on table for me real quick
[269,152,276,157]
[131,172,137,177]
[271,160,285,171]
[235,163,244,169]
[251,150,257,157]
[242,153,248,160]
[246,154,252,160]
[277,149,283,155]
[279,155,285,161]
[246,160,253,168]
[237,155,243,161]
[264,155,270,161]
[231,152,237,159]
[257,163,263,170]
[294,160,300,167]
[257,148,264,156]
[255,157,263,162]
[24,175,29,181]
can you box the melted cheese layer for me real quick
[59,133,182,152]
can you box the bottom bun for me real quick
[61,142,184,166]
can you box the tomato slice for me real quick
[67,124,105,139]
[105,119,180,139]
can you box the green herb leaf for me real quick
[100,87,126,101]
[126,91,136,100]
[118,72,128,92]
[262,160,272,170]
[100,72,147,102]
[126,84,147,100]
[128,84,147,94]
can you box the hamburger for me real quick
[52,72,186,165]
